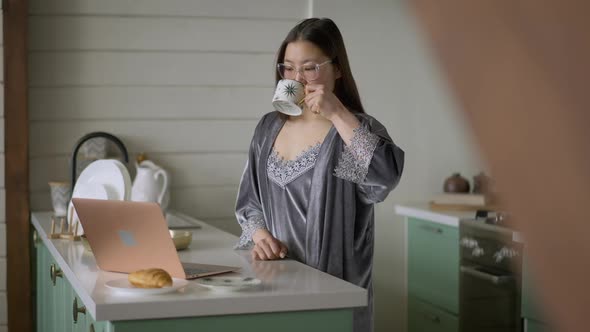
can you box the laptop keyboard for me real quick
[181,262,236,278]
[183,267,211,275]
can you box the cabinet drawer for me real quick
[408,217,459,313]
[408,296,458,332]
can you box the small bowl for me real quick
[80,234,92,252]
[169,230,192,250]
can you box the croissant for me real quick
[128,268,173,288]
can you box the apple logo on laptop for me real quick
[118,230,137,247]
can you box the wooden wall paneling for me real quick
[3,0,32,331]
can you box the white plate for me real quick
[113,159,132,200]
[195,276,261,292]
[105,278,189,296]
[76,159,130,201]
[67,183,110,235]
[68,159,131,235]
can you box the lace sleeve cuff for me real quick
[234,215,267,250]
[333,125,380,184]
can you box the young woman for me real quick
[235,18,404,331]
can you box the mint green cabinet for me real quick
[71,289,88,332]
[407,217,459,332]
[34,239,353,332]
[108,310,351,332]
[408,217,459,313]
[86,315,108,332]
[36,241,61,332]
[54,265,68,332]
[36,241,49,332]
[408,296,458,332]
[522,253,552,331]
[35,240,106,332]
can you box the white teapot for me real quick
[131,160,170,211]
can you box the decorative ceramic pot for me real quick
[443,173,470,193]
[473,172,492,194]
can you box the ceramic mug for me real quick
[272,79,305,116]
[48,181,71,217]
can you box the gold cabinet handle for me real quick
[89,323,96,332]
[73,297,86,323]
[33,230,40,248]
[49,264,63,286]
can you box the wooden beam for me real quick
[3,0,32,331]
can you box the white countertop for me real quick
[32,212,366,321]
[394,203,478,227]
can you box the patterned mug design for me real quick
[48,182,71,217]
[272,79,305,116]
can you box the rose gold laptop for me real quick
[71,198,238,279]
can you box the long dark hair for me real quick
[275,18,366,114]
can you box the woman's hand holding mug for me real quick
[304,83,346,120]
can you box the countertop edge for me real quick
[96,290,367,321]
[394,205,462,227]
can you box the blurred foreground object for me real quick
[411,1,590,331]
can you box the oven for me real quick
[459,214,523,332]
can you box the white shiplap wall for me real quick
[28,0,310,234]
[0,4,7,330]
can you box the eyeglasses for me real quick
[277,60,332,81]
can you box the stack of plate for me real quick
[67,159,131,235]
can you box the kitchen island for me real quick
[32,212,366,332]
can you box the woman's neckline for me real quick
[270,117,334,161]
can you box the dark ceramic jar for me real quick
[443,173,470,193]
[473,172,492,194]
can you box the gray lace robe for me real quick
[235,111,404,332]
